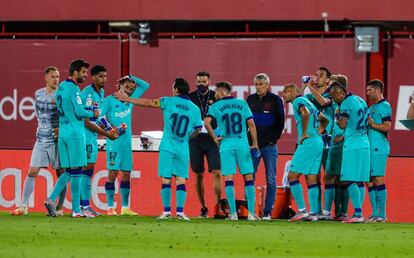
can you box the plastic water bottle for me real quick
[250,148,261,158]
[302,75,311,84]
[117,123,128,136]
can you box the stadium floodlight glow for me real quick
[355,27,379,53]
[108,21,137,32]
[138,22,151,45]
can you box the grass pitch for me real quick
[1,212,413,258]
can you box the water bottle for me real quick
[117,123,128,136]
[250,148,261,158]
[302,75,311,84]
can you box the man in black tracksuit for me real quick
[247,73,285,220]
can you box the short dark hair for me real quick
[44,66,58,74]
[318,67,332,78]
[91,65,106,76]
[174,77,190,95]
[215,81,232,93]
[367,79,384,93]
[196,71,210,78]
[69,59,89,76]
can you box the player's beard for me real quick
[76,75,85,83]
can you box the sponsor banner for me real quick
[130,38,366,154]
[0,39,121,149]
[1,150,413,222]
[387,39,414,156]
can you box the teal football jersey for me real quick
[55,79,94,138]
[159,95,202,156]
[292,96,320,143]
[368,99,392,154]
[339,94,370,149]
[305,92,337,135]
[100,75,149,146]
[207,96,253,151]
[81,84,105,139]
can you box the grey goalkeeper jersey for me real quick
[34,87,59,144]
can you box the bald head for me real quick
[282,83,300,103]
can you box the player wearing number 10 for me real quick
[330,81,370,223]
[114,77,202,221]
[204,81,260,221]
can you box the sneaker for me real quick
[342,216,364,223]
[82,206,101,217]
[10,206,28,216]
[334,213,348,221]
[57,209,64,216]
[199,207,209,218]
[157,212,172,220]
[107,207,118,216]
[71,212,83,218]
[308,213,319,222]
[376,217,386,223]
[44,198,58,217]
[176,213,190,221]
[288,211,309,222]
[247,213,261,221]
[366,216,378,223]
[225,213,238,221]
[261,214,272,221]
[121,208,138,216]
[82,207,96,218]
[318,214,333,221]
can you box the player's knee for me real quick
[243,173,254,181]
[288,172,299,182]
[121,173,130,181]
[373,177,384,186]
[28,167,40,177]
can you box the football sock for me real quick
[340,184,349,215]
[348,183,362,217]
[80,169,93,207]
[49,171,70,202]
[334,185,341,216]
[176,184,186,213]
[308,184,319,214]
[357,182,366,208]
[244,180,255,214]
[368,186,378,217]
[56,185,67,210]
[225,181,236,214]
[105,182,116,208]
[376,184,387,218]
[69,168,82,213]
[22,176,35,206]
[161,184,171,212]
[323,184,335,213]
[120,180,131,208]
[317,183,322,214]
[290,180,306,211]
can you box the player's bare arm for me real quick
[299,105,310,144]
[368,117,391,132]
[337,116,348,129]
[113,92,160,108]
[204,116,221,146]
[308,84,331,107]
[318,112,329,134]
[247,118,259,149]
[84,119,118,140]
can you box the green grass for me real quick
[1,212,413,258]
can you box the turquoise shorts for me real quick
[290,137,323,175]
[220,149,253,176]
[340,147,370,182]
[370,153,388,177]
[85,137,98,164]
[58,137,86,168]
[106,143,132,171]
[158,150,189,179]
[325,146,343,176]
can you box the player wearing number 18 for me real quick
[204,81,260,221]
[114,77,202,221]
[330,82,370,223]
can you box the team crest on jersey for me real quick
[86,98,93,106]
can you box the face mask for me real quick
[197,84,209,94]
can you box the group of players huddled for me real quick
[10,60,391,223]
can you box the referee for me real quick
[247,73,285,220]
[189,71,222,218]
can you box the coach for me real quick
[247,73,285,220]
